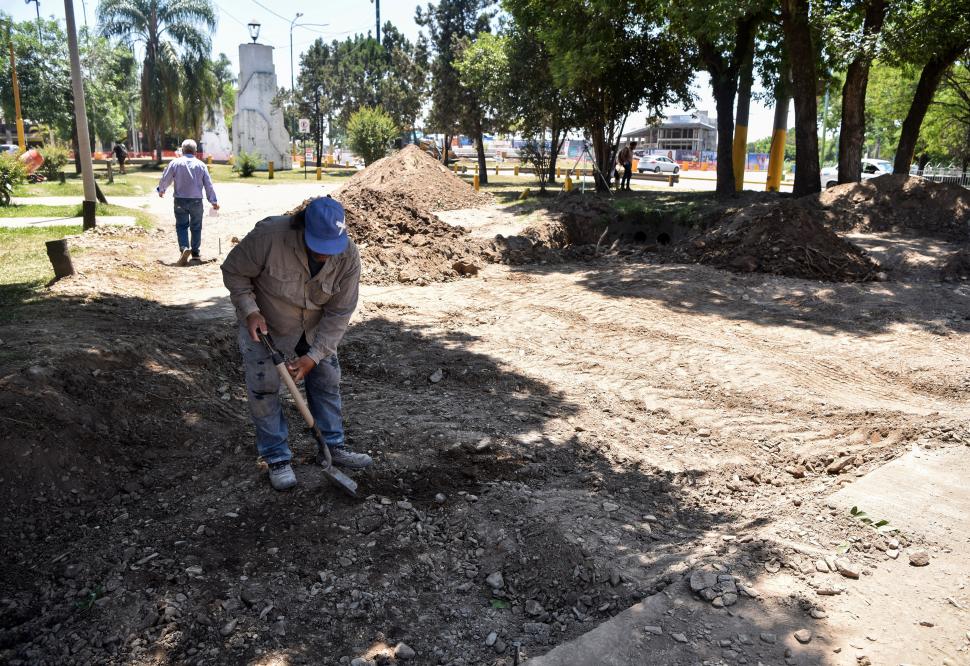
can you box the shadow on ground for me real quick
[0,286,829,665]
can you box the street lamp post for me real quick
[25,0,41,39]
[289,12,303,157]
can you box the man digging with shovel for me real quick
[222,197,372,491]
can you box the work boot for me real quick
[325,447,373,470]
[267,461,297,491]
[176,248,191,266]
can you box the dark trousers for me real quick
[621,163,632,189]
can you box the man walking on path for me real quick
[221,196,372,491]
[113,142,128,174]
[156,139,219,265]
[617,141,636,191]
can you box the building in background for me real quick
[623,111,718,162]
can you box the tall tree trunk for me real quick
[733,51,755,192]
[591,125,610,192]
[766,64,792,192]
[711,74,737,198]
[474,120,488,185]
[838,0,887,184]
[155,129,163,164]
[893,44,966,174]
[781,0,821,197]
[548,122,561,184]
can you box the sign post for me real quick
[298,118,311,180]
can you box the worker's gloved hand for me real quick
[246,311,268,341]
[286,355,316,382]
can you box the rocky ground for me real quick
[1,179,969,666]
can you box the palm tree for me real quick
[98,0,217,162]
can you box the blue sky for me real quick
[11,0,785,140]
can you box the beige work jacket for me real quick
[221,215,360,363]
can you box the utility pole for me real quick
[372,0,380,45]
[64,0,97,229]
[6,23,26,152]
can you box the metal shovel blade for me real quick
[320,463,358,497]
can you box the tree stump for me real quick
[45,239,75,280]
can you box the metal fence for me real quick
[916,163,970,188]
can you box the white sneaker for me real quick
[325,448,373,469]
[268,461,297,490]
[176,248,191,266]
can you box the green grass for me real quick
[0,203,156,229]
[0,225,86,309]
[205,163,356,184]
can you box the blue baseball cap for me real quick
[304,197,349,255]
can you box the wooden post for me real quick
[45,239,75,280]
[473,174,480,191]
[268,160,274,179]
[106,160,114,184]
[514,165,519,176]
[316,166,322,181]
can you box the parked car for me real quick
[820,158,893,188]
[0,144,20,155]
[637,154,680,174]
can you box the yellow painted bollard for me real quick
[316,166,322,181]
[514,164,519,176]
[473,174,480,191]
[557,167,561,178]
[227,154,235,166]
[268,160,274,179]
[518,187,530,200]
[495,164,499,176]
[564,175,573,192]
[207,155,212,165]
[453,164,459,173]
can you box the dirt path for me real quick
[2,198,969,666]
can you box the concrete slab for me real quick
[0,216,136,229]
[524,579,829,665]
[829,444,970,544]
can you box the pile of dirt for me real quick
[815,174,970,240]
[940,248,970,282]
[289,189,490,284]
[336,144,492,211]
[674,200,881,282]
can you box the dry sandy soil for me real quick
[1,181,969,666]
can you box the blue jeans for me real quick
[237,327,345,464]
[173,197,204,254]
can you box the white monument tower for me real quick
[201,104,232,161]
[233,22,292,170]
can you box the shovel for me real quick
[257,330,358,497]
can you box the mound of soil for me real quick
[815,175,970,240]
[289,189,490,285]
[336,144,492,211]
[674,200,880,282]
[940,248,970,282]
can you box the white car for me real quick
[0,144,19,155]
[637,155,680,174]
[820,158,892,188]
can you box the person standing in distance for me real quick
[221,197,372,491]
[156,139,219,265]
